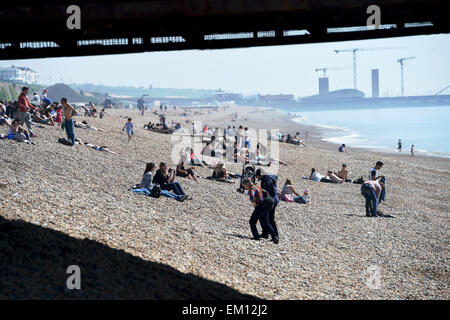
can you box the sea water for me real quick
[292,105,450,158]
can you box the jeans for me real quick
[261,201,278,237]
[379,176,386,203]
[23,131,31,141]
[65,119,75,145]
[161,189,184,201]
[161,182,186,196]
[18,111,33,135]
[249,204,276,240]
[361,184,378,216]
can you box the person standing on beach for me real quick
[369,161,386,205]
[411,145,415,157]
[397,139,402,152]
[61,97,77,145]
[255,168,279,239]
[18,86,37,137]
[123,118,134,143]
[244,127,251,149]
[361,180,382,217]
[242,178,279,244]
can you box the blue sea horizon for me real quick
[291,105,450,158]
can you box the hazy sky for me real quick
[1,34,449,98]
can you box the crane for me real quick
[314,66,352,77]
[435,85,450,96]
[334,47,405,89]
[397,56,415,96]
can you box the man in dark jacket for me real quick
[255,168,279,239]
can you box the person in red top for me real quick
[18,86,37,137]
[55,105,62,124]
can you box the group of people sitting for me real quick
[132,162,191,202]
[269,131,307,147]
[303,160,387,217]
[306,164,353,184]
[0,87,55,144]
[0,117,34,144]
[195,126,288,167]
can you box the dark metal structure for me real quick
[1,0,448,60]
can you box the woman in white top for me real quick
[309,168,324,182]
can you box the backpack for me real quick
[150,185,161,198]
[58,137,73,146]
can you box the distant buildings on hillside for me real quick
[0,66,38,84]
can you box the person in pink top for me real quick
[17,86,37,137]
[55,105,63,124]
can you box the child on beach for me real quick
[122,118,134,143]
[55,105,62,125]
[411,145,415,157]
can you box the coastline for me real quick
[279,107,450,159]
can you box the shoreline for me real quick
[272,107,450,160]
[169,104,450,161]
[288,116,450,159]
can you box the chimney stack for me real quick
[319,77,329,94]
[371,69,379,98]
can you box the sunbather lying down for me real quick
[73,120,106,131]
[75,138,120,155]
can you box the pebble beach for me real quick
[0,105,449,299]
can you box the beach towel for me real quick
[131,187,152,196]
[131,185,161,198]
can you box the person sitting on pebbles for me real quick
[337,164,352,182]
[134,162,187,201]
[33,109,56,126]
[153,162,190,199]
[14,126,33,144]
[4,119,34,144]
[211,162,235,183]
[280,179,310,203]
[326,171,344,184]
[176,155,198,181]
